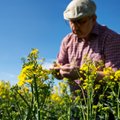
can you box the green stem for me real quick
[68,107,71,120]
[6,100,13,120]
[14,95,23,120]
[87,72,94,120]
[33,74,40,120]
[80,101,86,120]
[79,84,87,106]
[117,82,120,119]
[31,84,36,119]
[105,113,108,120]
[16,90,30,107]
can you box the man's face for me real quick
[69,15,96,38]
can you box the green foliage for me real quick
[0,49,120,120]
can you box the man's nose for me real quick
[71,23,79,32]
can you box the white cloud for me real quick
[42,59,55,69]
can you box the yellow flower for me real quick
[26,79,32,84]
[109,75,114,79]
[30,49,38,55]
[18,73,26,86]
[0,81,10,98]
[83,85,87,90]
[114,70,120,80]
[22,64,34,74]
[81,64,89,72]
[103,67,113,75]
[18,80,24,86]
[17,64,34,86]
[51,93,62,102]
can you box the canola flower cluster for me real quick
[0,81,10,99]
[18,49,50,87]
[51,81,69,104]
[77,59,120,119]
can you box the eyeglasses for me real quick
[70,16,92,25]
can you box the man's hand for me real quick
[51,62,81,80]
[50,62,63,80]
[60,64,80,79]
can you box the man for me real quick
[53,0,120,90]
[52,0,120,119]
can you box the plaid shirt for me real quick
[57,22,120,91]
[57,22,120,71]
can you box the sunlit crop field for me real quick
[0,49,120,120]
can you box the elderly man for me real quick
[52,0,120,119]
[53,0,120,90]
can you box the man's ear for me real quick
[92,15,97,23]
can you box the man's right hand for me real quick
[50,62,63,80]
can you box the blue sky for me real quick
[0,0,120,85]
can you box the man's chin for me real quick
[76,34,85,39]
[75,33,88,39]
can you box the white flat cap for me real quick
[63,0,96,20]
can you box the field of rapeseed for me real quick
[0,49,120,120]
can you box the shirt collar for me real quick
[90,22,99,36]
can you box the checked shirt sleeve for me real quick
[104,31,120,71]
[57,35,70,65]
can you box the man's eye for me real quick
[79,20,87,24]
[70,19,88,24]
